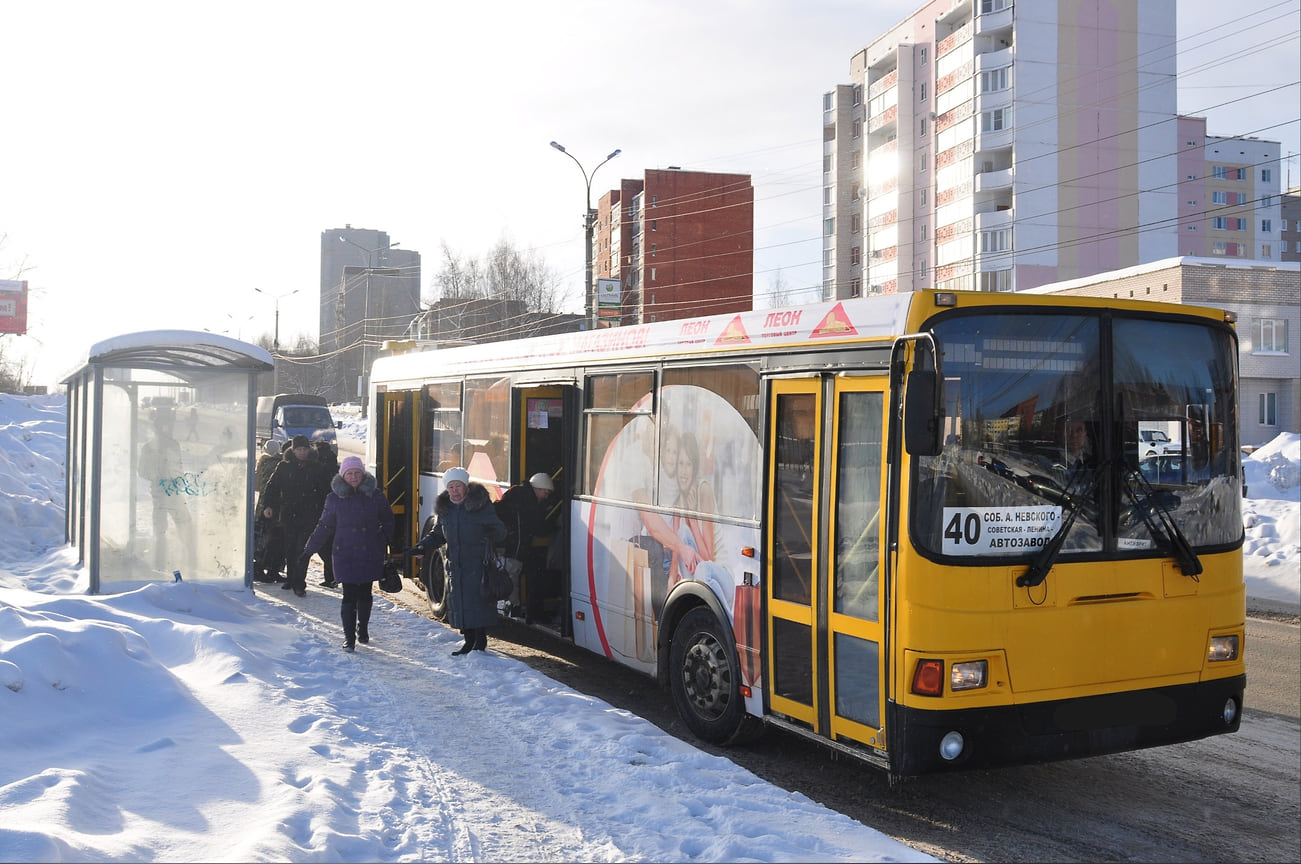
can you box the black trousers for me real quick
[340,581,374,644]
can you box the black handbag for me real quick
[378,559,403,593]
[482,544,514,601]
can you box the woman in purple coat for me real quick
[303,456,395,652]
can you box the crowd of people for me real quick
[254,436,559,656]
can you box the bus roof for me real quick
[371,289,1232,384]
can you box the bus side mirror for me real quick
[904,369,943,456]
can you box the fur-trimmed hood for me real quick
[435,480,493,516]
[330,471,378,497]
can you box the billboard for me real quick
[0,280,28,335]
[597,278,621,320]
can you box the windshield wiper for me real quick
[1121,466,1203,580]
[1016,460,1100,589]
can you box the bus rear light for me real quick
[912,659,945,696]
[1208,634,1239,662]
[939,731,966,761]
[950,660,988,691]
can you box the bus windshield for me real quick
[912,310,1241,561]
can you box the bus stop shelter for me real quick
[63,331,273,594]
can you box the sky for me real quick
[0,392,1297,861]
[2,0,1299,388]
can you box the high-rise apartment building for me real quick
[1176,118,1284,260]
[824,0,1180,297]
[320,226,421,403]
[1283,187,1301,263]
[594,168,753,324]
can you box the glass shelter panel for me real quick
[100,369,254,588]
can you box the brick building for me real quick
[594,169,753,325]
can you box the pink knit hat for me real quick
[339,455,365,476]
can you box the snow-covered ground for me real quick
[0,393,1295,862]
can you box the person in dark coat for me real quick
[493,472,556,623]
[253,439,286,583]
[302,456,395,652]
[257,434,332,597]
[312,441,340,588]
[407,467,506,655]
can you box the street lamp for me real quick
[254,287,299,352]
[550,141,621,329]
[338,236,399,414]
[255,287,299,394]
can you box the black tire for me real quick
[422,552,449,621]
[669,607,764,746]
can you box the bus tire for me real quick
[669,607,761,746]
[421,550,450,621]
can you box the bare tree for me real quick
[428,236,573,341]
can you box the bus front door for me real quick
[767,376,886,755]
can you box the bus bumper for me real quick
[888,674,1245,776]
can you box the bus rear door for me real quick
[767,375,887,757]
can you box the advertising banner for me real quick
[596,278,621,320]
[0,280,28,335]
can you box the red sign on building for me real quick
[0,280,28,335]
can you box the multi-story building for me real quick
[824,0,1180,298]
[594,168,753,325]
[1029,256,1300,450]
[320,226,421,403]
[1176,119,1284,260]
[1282,186,1301,263]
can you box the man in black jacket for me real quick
[493,472,557,623]
[257,435,332,596]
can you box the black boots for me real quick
[452,628,482,656]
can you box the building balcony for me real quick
[975,207,1013,229]
[975,125,1013,152]
[974,46,1013,73]
[868,104,898,135]
[976,5,1013,35]
[975,166,1014,192]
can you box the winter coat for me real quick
[257,452,332,530]
[412,481,506,630]
[494,480,551,561]
[304,472,395,585]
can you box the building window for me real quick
[1262,195,1273,207]
[1295,240,1301,253]
[1211,242,1227,255]
[651,195,658,206]
[920,117,928,136]
[651,243,657,256]
[979,269,1013,291]
[980,67,1009,92]
[852,85,862,106]
[1257,318,1288,353]
[650,267,656,282]
[851,183,861,200]
[825,218,836,236]
[980,0,1009,11]
[1262,219,1272,232]
[921,188,927,206]
[852,118,862,138]
[1235,168,1246,180]
[1213,217,1227,229]
[980,228,1011,252]
[824,154,833,172]
[1259,393,1277,427]
[981,107,1010,132]
[851,246,861,265]
[920,47,928,66]
[1262,244,1272,258]
[851,150,861,169]
[850,278,862,297]
[1212,191,1227,205]
[1213,165,1227,179]
[920,83,927,102]
[850,214,861,233]
[1262,168,1272,182]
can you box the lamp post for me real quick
[254,288,299,394]
[338,236,399,415]
[550,141,621,329]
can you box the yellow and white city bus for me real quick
[367,289,1245,777]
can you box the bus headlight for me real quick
[950,660,988,691]
[1208,635,1239,662]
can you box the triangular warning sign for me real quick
[715,315,751,345]
[810,302,858,338]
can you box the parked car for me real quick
[1139,428,1179,458]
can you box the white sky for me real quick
[2,0,1298,387]
[0,394,1297,859]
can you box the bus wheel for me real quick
[422,552,449,622]
[669,607,759,745]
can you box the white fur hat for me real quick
[444,467,469,486]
